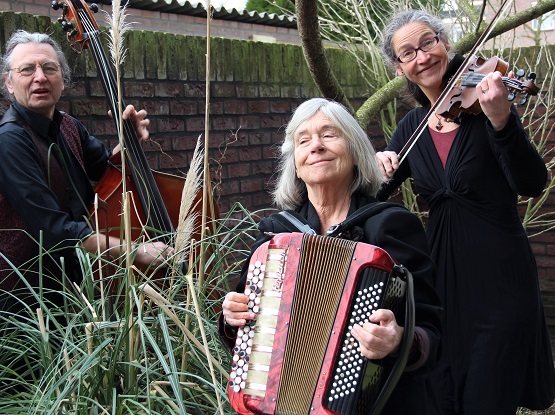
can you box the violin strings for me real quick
[78,9,170,235]
[460,72,523,91]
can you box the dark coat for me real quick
[0,102,110,312]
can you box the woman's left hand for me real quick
[477,70,513,131]
[350,309,404,359]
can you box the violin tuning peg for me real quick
[515,69,525,79]
[90,3,99,13]
[528,72,537,81]
[508,92,516,101]
[519,95,529,105]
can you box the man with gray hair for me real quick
[0,30,170,314]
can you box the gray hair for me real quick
[380,9,448,68]
[272,98,384,210]
[1,30,70,99]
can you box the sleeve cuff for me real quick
[218,313,238,354]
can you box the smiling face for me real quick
[392,22,450,101]
[294,111,355,195]
[4,42,64,119]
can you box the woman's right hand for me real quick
[222,291,256,327]
[376,151,400,180]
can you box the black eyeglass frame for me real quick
[396,34,441,63]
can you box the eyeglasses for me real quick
[396,34,441,63]
[8,61,61,77]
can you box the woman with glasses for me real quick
[376,9,554,414]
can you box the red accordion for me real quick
[228,232,413,415]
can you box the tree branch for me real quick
[296,0,355,113]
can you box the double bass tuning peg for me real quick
[51,1,63,10]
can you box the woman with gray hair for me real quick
[219,98,442,414]
[376,9,554,414]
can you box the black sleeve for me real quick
[486,107,547,197]
[362,207,441,373]
[0,128,93,249]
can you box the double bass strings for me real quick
[78,8,172,237]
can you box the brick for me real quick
[218,148,240,164]
[225,100,247,114]
[212,116,237,131]
[212,83,235,98]
[125,81,155,98]
[247,101,270,114]
[173,134,204,151]
[240,178,264,193]
[170,101,198,116]
[237,116,261,130]
[157,117,185,133]
[253,192,273,208]
[184,83,206,98]
[249,132,272,145]
[218,179,240,196]
[239,147,262,161]
[186,117,205,132]
[252,161,274,175]
[236,85,259,98]
[143,101,170,115]
[155,82,183,98]
[270,101,292,114]
[72,99,107,116]
[228,164,252,178]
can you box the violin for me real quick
[397,53,540,164]
[395,0,539,165]
[436,55,539,123]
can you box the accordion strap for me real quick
[273,210,317,234]
[371,264,416,415]
[272,201,403,236]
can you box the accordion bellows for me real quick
[228,232,408,415]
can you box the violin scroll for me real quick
[509,70,538,105]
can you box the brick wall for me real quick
[1,0,302,44]
[1,12,555,340]
[0,11,366,216]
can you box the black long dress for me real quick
[378,106,555,413]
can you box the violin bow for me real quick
[397,0,515,165]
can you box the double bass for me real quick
[53,0,217,273]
